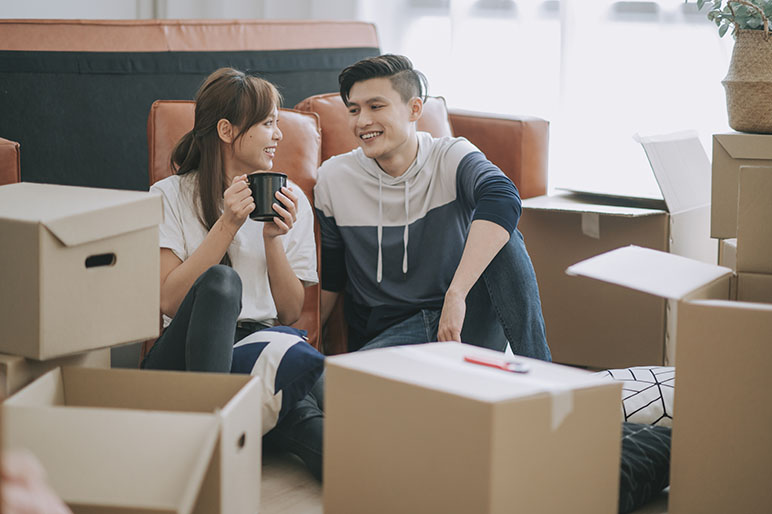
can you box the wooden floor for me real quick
[260,451,668,514]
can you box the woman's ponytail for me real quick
[170,130,200,175]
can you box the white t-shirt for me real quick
[150,172,318,326]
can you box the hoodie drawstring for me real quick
[377,174,383,283]
[376,175,411,284]
[403,181,409,275]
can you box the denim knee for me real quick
[195,265,242,307]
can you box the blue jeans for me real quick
[362,229,551,361]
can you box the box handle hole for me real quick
[85,253,116,268]
[237,433,246,449]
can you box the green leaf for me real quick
[697,0,705,10]
[719,22,730,36]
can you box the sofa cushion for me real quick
[595,366,674,427]
[295,92,453,163]
[619,422,672,514]
[0,137,20,186]
[231,326,325,434]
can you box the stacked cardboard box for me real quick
[519,132,716,369]
[0,182,265,513]
[566,154,772,513]
[325,342,622,514]
[0,182,163,396]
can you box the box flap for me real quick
[328,342,607,403]
[715,132,772,160]
[327,342,613,431]
[3,406,218,514]
[0,182,161,246]
[566,245,732,300]
[523,193,665,217]
[636,131,711,214]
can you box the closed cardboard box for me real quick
[568,246,772,514]
[736,165,772,274]
[324,342,622,514]
[711,132,772,238]
[520,132,716,369]
[0,183,161,359]
[0,348,110,400]
[2,367,262,514]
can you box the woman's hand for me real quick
[221,174,254,235]
[263,186,298,239]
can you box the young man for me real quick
[314,54,550,361]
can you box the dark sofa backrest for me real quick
[0,19,379,191]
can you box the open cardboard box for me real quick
[711,132,772,238]
[567,245,772,514]
[519,131,716,368]
[2,367,262,514]
[0,183,162,359]
[325,342,622,514]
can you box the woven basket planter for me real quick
[723,28,772,133]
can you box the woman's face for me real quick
[231,106,282,173]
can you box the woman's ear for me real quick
[408,96,423,122]
[217,118,234,144]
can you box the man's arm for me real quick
[437,219,509,342]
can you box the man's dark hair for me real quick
[339,54,428,106]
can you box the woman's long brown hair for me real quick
[170,67,282,264]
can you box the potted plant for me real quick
[696,0,772,133]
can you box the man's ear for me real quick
[408,96,423,122]
[217,118,234,144]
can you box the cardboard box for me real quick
[711,132,772,238]
[519,132,716,368]
[0,348,110,400]
[567,245,772,514]
[0,182,162,359]
[3,367,262,514]
[736,165,772,274]
[324,342,622,514]
[737,272,772,303]
[718,238,737,270]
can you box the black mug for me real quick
[247,172,287,221]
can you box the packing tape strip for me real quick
[581,212,600,239]
[397,345,575,431]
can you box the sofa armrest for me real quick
[448,110,548,199]
[0,137,21,185]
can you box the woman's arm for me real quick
[263,186,305,325]
[160,175,254,317]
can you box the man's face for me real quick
[346,77,419,163]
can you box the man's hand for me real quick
[437,288,466,342]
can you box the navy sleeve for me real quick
[315,207,347,292]
[456,152,521,234]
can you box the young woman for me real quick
[143,67,323,479]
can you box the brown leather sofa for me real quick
[147,94,548,356]
[0,138,21,185]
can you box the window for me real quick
[359,0,734,196]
